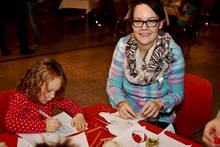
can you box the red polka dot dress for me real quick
[5,92,84,133]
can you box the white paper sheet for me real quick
[158,132,192,147]
[113,123,158,147]
[161,123,176,134]
[17,137,33,147]
[100,112,192,147]
[68,132,89,147]
[112,123,192,147]
[17,112,86,146]
[99,111,144,136]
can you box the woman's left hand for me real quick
[71,113,88,131]
[140,100,162,118]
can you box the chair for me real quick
[0,89,16,133]
[175,73,212,140]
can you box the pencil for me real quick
[38,110,51,119]
[39,110,64,129]
[90,130,102,147]
[86,126,103,134]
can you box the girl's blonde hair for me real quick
[17,58,67,102]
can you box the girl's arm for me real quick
[50,98,84,117]
[5,93,46,133]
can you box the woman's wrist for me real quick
[157,100,164,111]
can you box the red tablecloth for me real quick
[0,103,202,147]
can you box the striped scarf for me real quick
[124,32,176,86]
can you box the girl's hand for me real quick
[140,100,163,118]
[71,113,88,131]
[118,101,137,119]
[46,118,61,132]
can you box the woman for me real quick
[106,0,185,129]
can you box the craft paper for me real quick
[17,112,87,146]
[99,111,144,136]
[158,132,192,147]
[113,123,157,147]
[17,137,33,147]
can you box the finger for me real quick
[152,109,160,118]
[203,136,215,147]
[147,107,158,118]
[203,131,215,145]
[77,124,83,131]
[119,105,133,119]
[84,122,88,129]
[120,110,129,119]
[141,104,154,117]
[125,110,136,119]
[126,107,137,119]
[140,103,150,115]
[53,120,61,128]
[75,122,80,131]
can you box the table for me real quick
[0,103,202,147]
[83,103,202,146]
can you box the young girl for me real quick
[5,58,88,133]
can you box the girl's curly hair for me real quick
[17,58,67,102]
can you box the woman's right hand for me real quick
[46,118,61,132]
[118,101,137,119]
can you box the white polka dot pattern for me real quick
[5,92,83,133]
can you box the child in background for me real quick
[5,58,88,133]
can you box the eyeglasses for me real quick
[132,19,160,28]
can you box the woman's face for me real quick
[132,4,164,49]
[38,77,62,104]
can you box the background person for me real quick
[106,0,185,129]
[26,0,40,47]
[203,110,220,146]
[0,0,34,55]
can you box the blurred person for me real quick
[35,138,76,147]
[0,0,34,56]
[203,110,220,147]
[0,142,7,147]
[175,0,197,27]
[26,0,40,47]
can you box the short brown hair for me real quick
[129,0,165,20]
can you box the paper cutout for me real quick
[132,130,147,143]
[99,111,143,136]
[100,111,192,147]
[113,123,157,147]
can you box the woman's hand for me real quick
[46,118,61,132]
[71,113,88,131]
[203,117,220,146]
[140,100,163,118]
[118,101,137,119]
